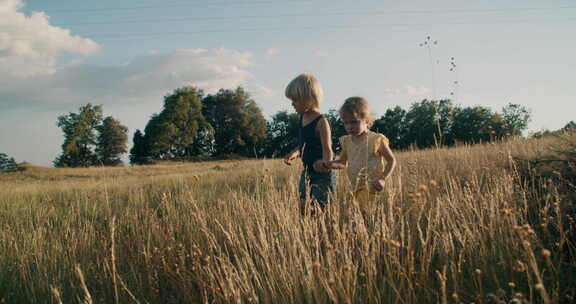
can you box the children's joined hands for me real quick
[325,160,346,170]
[313,160,331,173]
[371,179,385,192]
[283,152,298,165]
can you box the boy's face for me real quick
[342,112,368,136]
[291,99,309,114]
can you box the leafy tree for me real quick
[403,99,454,148]
[501,103,531,136]
[96,116,128,166]
[262,111,300,158]
[403,100,435,149]
[563,121,576,131]
[162,87,207,157]
[436,100,458,145]
[202,87,267,157]
[372,106,408,149]
[142,87,209,160]
[325,109,346,153]
[129,130,151,165]
[188,127,215,158]
[54,104,103,167]
[450,106,501,143]
[143,113,178,160]
[485,113,508,140]
[0,153,21,172]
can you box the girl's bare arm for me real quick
[326,138,347,169]
[376,143,396,181]
[371,141,396,191]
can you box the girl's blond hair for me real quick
[339,97,374,127]
[285,73,324,109]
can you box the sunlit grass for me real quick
[0,135,574,303]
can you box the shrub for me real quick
[0,153,22,172]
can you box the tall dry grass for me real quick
[0,135,574,303]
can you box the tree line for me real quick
[53,85,539,167]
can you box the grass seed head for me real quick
[451,293,460,301]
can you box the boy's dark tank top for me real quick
[299,114,324,171]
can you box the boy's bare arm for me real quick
[317,117,333,161]
[283,147,300,165]
[315,117,334,172]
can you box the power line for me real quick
[81,17,576,40]
[51,6,576,26]
[8,15,576,41]
[41,0,311,13]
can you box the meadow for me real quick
[0,133,574,303]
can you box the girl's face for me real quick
[341,112,368,137]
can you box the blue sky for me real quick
[1,0,575,166]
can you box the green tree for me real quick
[563,121,576,131]
[436,100,457,145]
[162,87,207,157]
[262,111,300,158]
[0,153,21,172]
[96,116,128,166]
[325,109,346,153]
[129,129,151,165]
[142,87,208,160]
[501,103,531,136]
[188,127,215,158]
[450,106,501,143]
[202,87,267,157]
[143,113,178,160]
[403,99,454,148]
[372,106,408,149]
[54,104,103,167]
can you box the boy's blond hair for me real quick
[285,73,324,109]
[340,97,374,127]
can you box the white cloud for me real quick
[246,83,275,100]
[0,0,100,77]
[0,47,271,111]
[118,48,256,96]
[383,85,431,97]
[0,0,21,12]
[404,85,431,96]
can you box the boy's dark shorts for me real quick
[298,169,337,208]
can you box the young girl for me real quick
[325,97,396,202]
[283,73,337,214]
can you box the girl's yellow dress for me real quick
[339,131,389,202]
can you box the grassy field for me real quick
[0,134,575,303]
